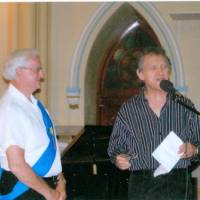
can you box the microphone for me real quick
[160,80,178,95]
[160,80,200,116]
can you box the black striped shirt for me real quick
[107,90,200,171]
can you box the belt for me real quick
[43,175,58,186]
[131,168,188,177]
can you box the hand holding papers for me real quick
[152,131,183,177]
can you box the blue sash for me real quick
[0,100,56,200]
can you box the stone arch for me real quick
[67,2,186,93]
[66,2,187,124]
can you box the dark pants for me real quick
[0,170,57,200]
[128,168,193,200]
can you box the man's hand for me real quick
[178,142,198,158]
[115,154,131,170]
[56,173,67,200]
[45,189,61,200]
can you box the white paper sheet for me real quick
[152,131,183,177]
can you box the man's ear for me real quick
[136,69,144,81]
[15,68,20,77]
[15,68,23,80]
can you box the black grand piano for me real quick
[61,125,198,200]
[61,125,130,200]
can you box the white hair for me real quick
[3,48,39,80]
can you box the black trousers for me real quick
[0,170,57,200]
[128,168,194,200]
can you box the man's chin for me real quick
[33,87,41,94]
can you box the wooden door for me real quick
[97,47,142,125]
[96,19,161,125]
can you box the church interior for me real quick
[1,1,200,199]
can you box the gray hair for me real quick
[137,46,171,72]
[3,48,39,80]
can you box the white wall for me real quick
[48,2,100,125]
[154,2,200,110]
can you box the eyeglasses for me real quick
[20,66,43,73]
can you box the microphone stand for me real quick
[172,94,200,115]
[172,93,200,162]
[171,92,200,195]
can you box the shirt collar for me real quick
[8,84,37,106]
[138,88,171,104]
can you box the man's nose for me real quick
[39,70,45,79]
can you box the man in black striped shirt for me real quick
[108,47,200,200]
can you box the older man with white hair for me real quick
[0,49,66,200]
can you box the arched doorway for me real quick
[67,2,186,125]
[96,5,161,125]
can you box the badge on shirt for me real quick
[50,127,54,135]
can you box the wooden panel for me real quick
[97,88,139,125]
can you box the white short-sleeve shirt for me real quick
[0,84,62,177]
